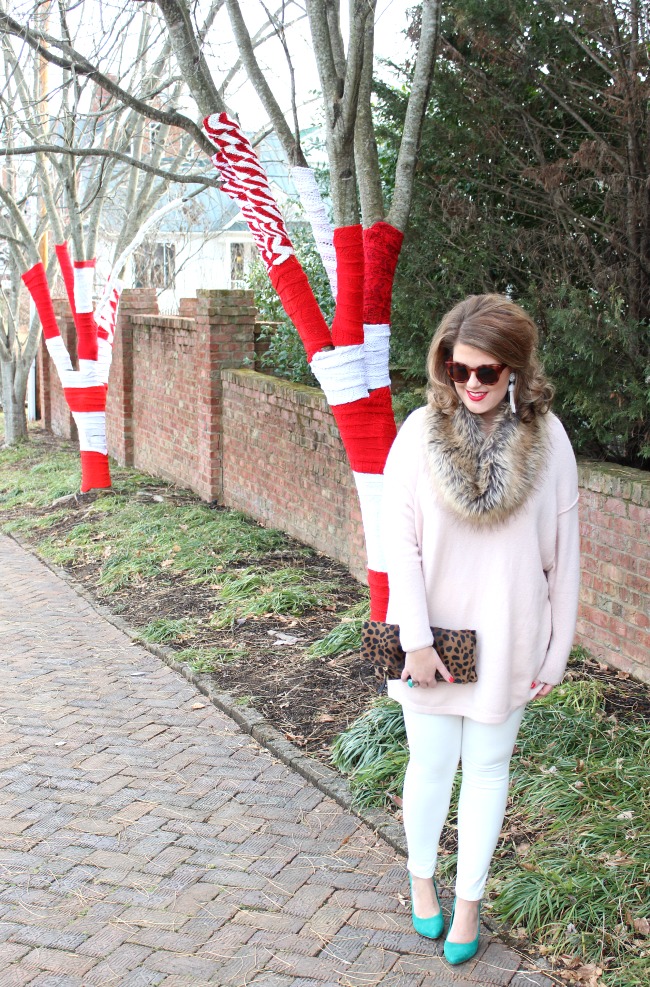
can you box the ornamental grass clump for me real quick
[331,670,649,987]
[308,599,369,658]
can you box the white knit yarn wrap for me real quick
[44,336,73,377]
[290,166,337,298]
[364,323,391,390]
[95,279,123,342]
[73,266,95,314]
[96,339,114,385]
[310,345,368,406]
[353,471,386,572]
[57,361,104,391]
[72,411,107,454]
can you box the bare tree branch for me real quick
[387,0,441,230]
[354,10,384,225]
[225,0,306,165]
[153,0,226,116]
[0,10,216,156]
[0,143,218,188]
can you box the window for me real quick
[230,242,252,289]
[134,242,176,290]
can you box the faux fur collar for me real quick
[423,402,550,526]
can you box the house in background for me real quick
[97,131,305,314]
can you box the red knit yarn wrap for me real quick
[63,386,106,413]
[363,222,404,325]
[80,451,111,493]
[331,386,396,474]
[21,264,60,339]
[74,311,98,362]
[331,225,364,347]
[269,255,332,361]
[368,568,390,621]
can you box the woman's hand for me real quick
[531,681,554,698]
[401,646,454,688]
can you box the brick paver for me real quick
[0,534,553,987]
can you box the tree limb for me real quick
[224,0,305,165]
[0,144,220,187]
[354,9,384,225]
[0,10,216,156]
[387,0,441,231]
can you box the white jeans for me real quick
[402,705,525,901]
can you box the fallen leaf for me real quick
[192,703,206,710]
[633,917,650,936]
[161,559,173,568]
[388,793,403,808]
[316,713,335,723]
[574,964,603,982]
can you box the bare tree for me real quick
[0,1,218,446]
[1,0,441,619]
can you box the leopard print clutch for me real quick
[362,620,478,685]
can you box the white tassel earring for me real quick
[508,372,517,414]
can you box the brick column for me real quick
[195,289,256,503]
[44,299,77,441]
[37,335,51,431]
[106,288,157,467]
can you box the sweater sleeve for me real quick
[381,411,435,654]
[536,423,581,684]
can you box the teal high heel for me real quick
[408,874,444,940]
[443,898,481,965]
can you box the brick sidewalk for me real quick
[0,534,552,987]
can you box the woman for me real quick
[381,294,580,965]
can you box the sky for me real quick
[201,0,414,141]
[8,0,415,155]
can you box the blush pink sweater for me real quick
[382,407,580,724]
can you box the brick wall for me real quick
[221,369,366,580]
[576,463,650,683]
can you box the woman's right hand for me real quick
[401,646,454,688]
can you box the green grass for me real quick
[138,618,199,645]
[210,567,338,628]
[3,509,70,534]
[174,646,247,673]
[331,667,650,987]
[308,599,369,658]
[0,447,81,507]
[24,499,294,594]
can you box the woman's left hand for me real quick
[531,681,554,698]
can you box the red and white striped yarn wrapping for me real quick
[94,281,123,386]
[202,115,404,621]
[22,253,112,493]
[204,113,293,269]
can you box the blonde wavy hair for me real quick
[427,294,554,423]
